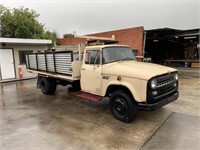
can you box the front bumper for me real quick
[137,91,179,111]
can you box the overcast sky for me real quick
[1,0,200,37]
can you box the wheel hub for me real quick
[114,98,127,115]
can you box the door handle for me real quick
[82,68,86,70]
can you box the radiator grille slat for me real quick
[157,74,174,88]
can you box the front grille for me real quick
[157,74,174,88]
[147,72,178,104]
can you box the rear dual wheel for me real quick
[40,77,57,95]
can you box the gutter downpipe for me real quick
[143,31,147,62]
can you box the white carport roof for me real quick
[0,38,52,45]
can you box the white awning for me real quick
[0,38,52,45]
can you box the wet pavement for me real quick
[0,74,200,150]
[141,113,200,150]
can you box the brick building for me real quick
[59,26,199,68]
[59,26,144,57]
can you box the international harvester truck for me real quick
[26,44,179,122]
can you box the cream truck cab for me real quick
[26,45,179,122]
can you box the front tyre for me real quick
[109,90,137,123]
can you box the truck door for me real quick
[81,50,101,95]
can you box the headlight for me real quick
[150,79,157,89]
[174,73,178,81]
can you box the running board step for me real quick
[72,91,103,102]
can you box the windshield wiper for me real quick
[120,57,135,61]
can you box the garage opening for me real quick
[144,28,200,68]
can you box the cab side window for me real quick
[85,50,100,65]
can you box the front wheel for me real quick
[109,90,137,123]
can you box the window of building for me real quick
[19,50,33,64]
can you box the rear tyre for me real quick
[40,77,51,95]
[109,90,137,123]
[50,78,57,94]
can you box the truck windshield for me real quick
[102,46,136,64]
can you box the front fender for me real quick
[102,76,147,102]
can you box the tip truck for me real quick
[26,44,179,123]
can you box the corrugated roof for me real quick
[85,44,130,49]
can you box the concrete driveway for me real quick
[0,74,200,150]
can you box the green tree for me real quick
[63,33,74,38]
[0,5,58,44]
[38,30,59,46]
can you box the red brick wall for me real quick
[59,37,85,45]
[59,26,144,56]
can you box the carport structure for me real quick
[145,28,200,67]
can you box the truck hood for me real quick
[102,61,177,80]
